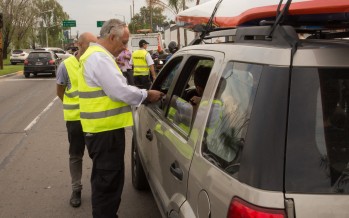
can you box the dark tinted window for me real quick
[28,52,52,59]
[12,50,23,54]
[286,68,349,194]
[202,62,262,178]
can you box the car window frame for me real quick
[150,50,223,139]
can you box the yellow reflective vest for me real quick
[132,49,150,76]
[78,45,133,133]
[63,56,80,121]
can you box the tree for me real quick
[0,0,35,59]
[34,0,69,48]
[129,6,167,34]
[0,0,69,59]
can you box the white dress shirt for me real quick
[83,43,147,106]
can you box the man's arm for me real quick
[56,84,66,101]
[56,62,68,102]
[149,65,156,81]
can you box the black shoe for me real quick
[70,191,81,207]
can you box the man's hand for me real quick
[146,90,164,103]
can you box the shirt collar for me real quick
[91,42,116,58]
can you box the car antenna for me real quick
[268,0,293,37]
[199,0,224,39]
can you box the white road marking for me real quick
[24,97,58,132]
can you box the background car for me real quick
[35,47,72,60]
[9,49,32,65]
[23,51,62,78]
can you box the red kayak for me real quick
[176,0,349,28]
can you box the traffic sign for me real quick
[62,20,76,27]
[97,21,105,27]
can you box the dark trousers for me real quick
[134,75,151,90]
[85,128,125,218]
[122,69,135,86]
[66,121,85,191]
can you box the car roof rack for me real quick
[189,0,349,45]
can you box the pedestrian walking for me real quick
[116,48,134,85]
[131,39,157,89]
[56,32,98,207]
[78,19,163,218]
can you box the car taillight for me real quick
[227,197,286,218]
[24,60,28,65]
[48,60,55,65]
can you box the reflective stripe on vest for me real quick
[132,49,150,76]
[63,56,80,121]
[78,45,133,133]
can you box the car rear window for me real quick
[12,50,23,54]
[28,53,51,59]
[286,67,349,194]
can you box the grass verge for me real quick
[0,59,23,76]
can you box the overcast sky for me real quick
[56,0,179,36]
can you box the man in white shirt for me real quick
[78,19,163,218]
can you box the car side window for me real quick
[151,57,183,112]
[202,62,262,178]
[166,57,214,136]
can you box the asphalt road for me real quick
[0,71,161,218]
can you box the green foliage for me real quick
[0,59,23,76]
[129,6,168,34]
[0,0,69,59]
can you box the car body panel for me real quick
[286,194,349,218]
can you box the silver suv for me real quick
[131,9,349,218]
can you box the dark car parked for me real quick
[23,51,62,78]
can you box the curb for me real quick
[0,71,22,78]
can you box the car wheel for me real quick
[24,72,30,78]
[11,62,17,65]
[52,70,56,77]
[131,137,149,190]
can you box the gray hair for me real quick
[99,19,126,39]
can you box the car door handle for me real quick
[170,161,183,181]
[146,129,153,141]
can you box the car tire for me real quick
[24,72,30,78]
[11,62,17,65]
[52,70,56,77]
[131,137,149,190]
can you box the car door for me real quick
[141,50,224,217]
[135,55,185,203]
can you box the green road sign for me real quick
[97,21,105,27]
[62,20,76,27]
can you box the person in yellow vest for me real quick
[131,39,157,89]
[56,32,98,207]
[78,19,163,218]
